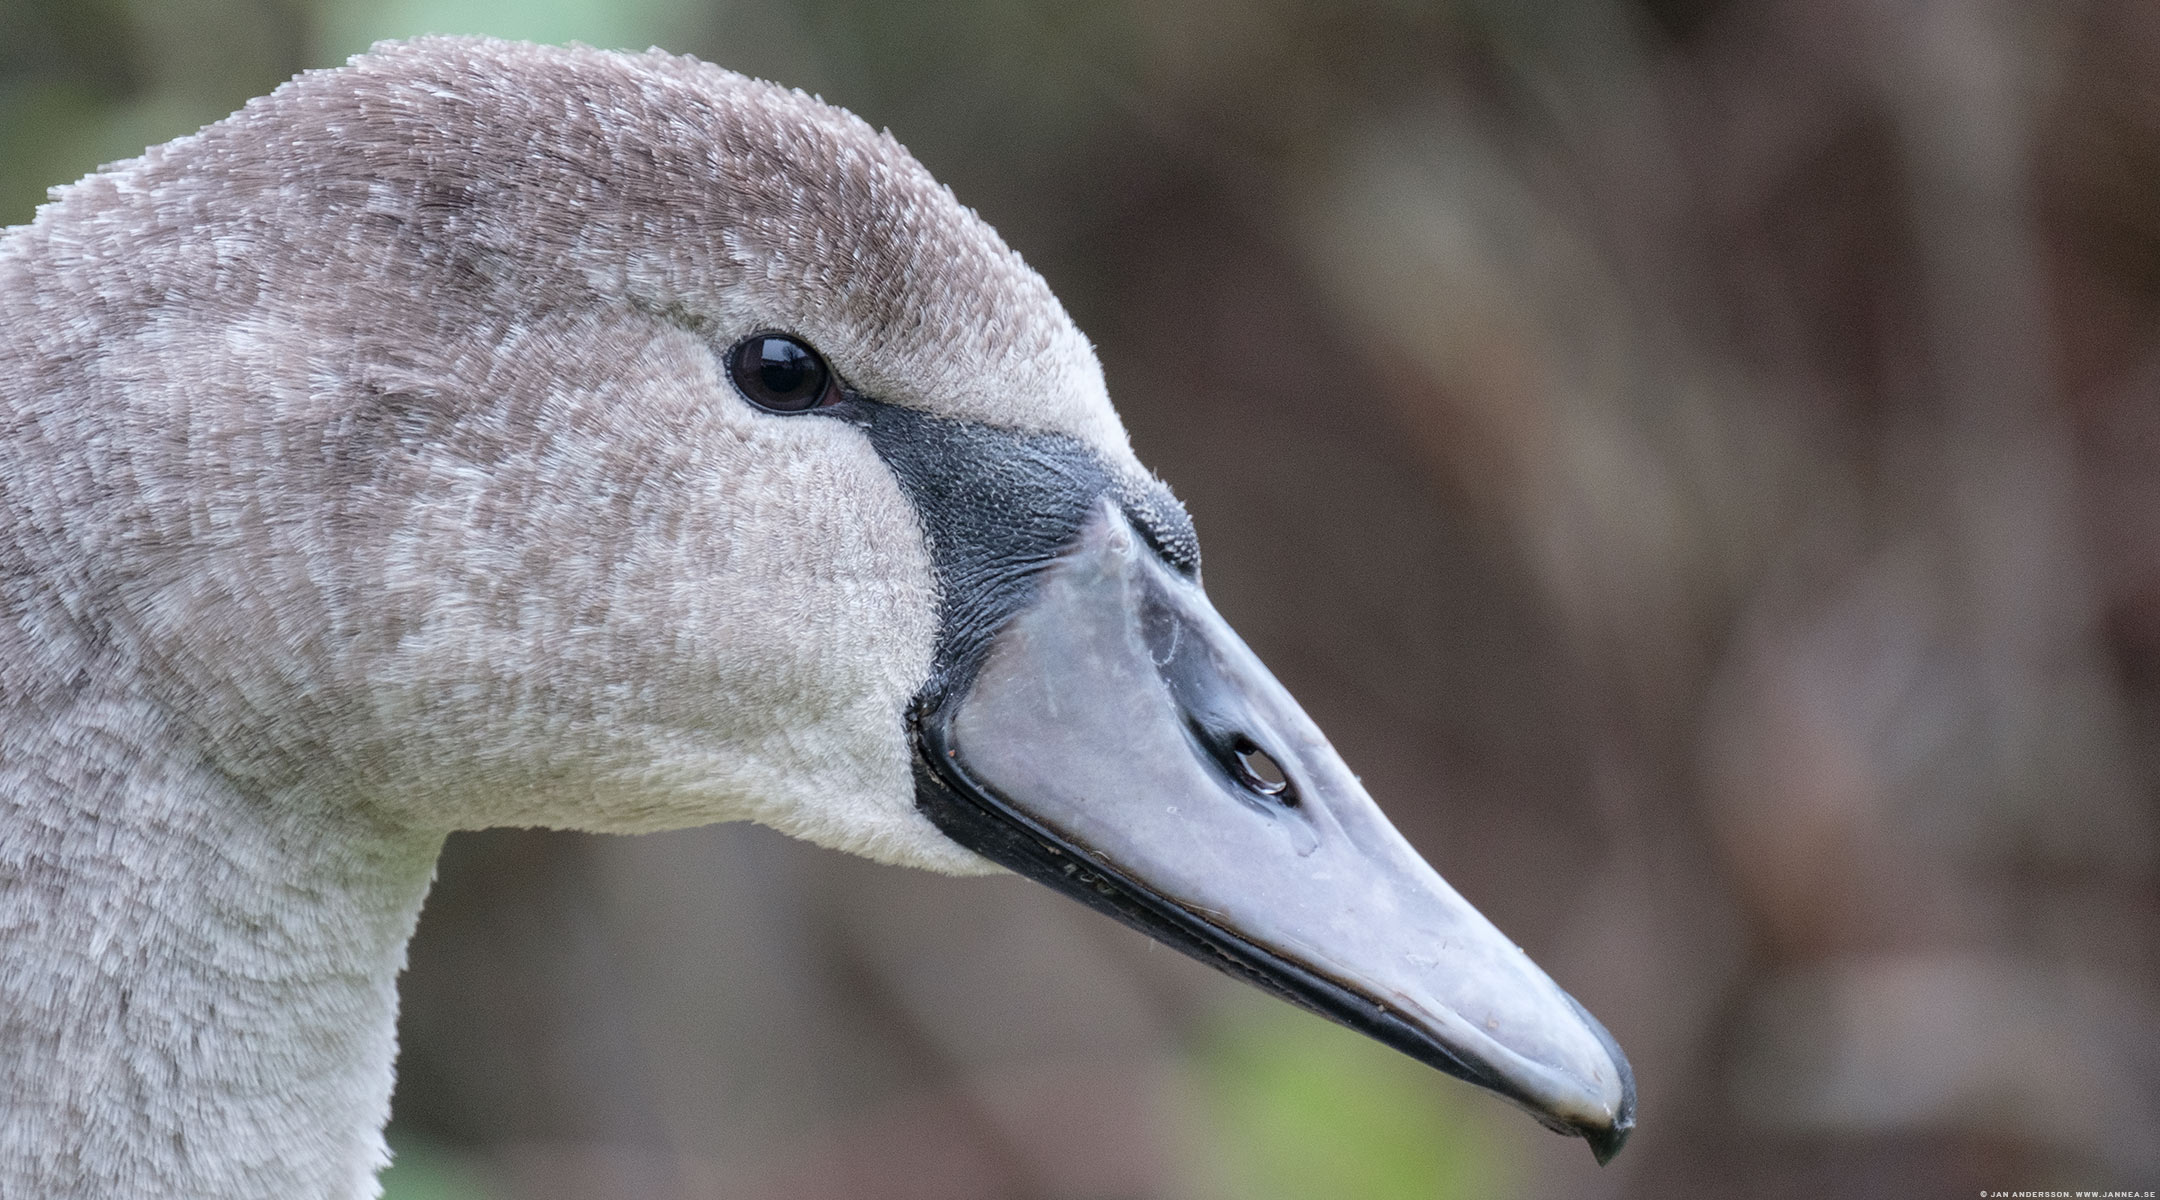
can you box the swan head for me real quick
[28,37,1632,1160]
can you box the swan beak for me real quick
[911,501,1636,1163]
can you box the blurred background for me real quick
[7,0,2160,1196]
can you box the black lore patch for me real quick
[831,399,1196,706]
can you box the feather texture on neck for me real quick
[1,677,440,1198]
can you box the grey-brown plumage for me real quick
[1,38,1118,1199]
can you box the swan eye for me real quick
[726,333,841,413]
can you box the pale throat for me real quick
[0,688,445,1200]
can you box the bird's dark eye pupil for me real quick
[728,334,834,412]
[756,341,810,391]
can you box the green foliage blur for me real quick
[1188,1006,1510,1200]
[375,1005,1518,1200]
[1,0,699,229]
[379,1138,497,1200]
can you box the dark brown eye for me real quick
[726,333,840,413]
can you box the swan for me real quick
[0,37,1634,1198]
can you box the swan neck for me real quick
[1,689,442,1200]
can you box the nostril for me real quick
[1232,736,1295,805]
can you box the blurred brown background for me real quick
[6,1,2159,1197]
